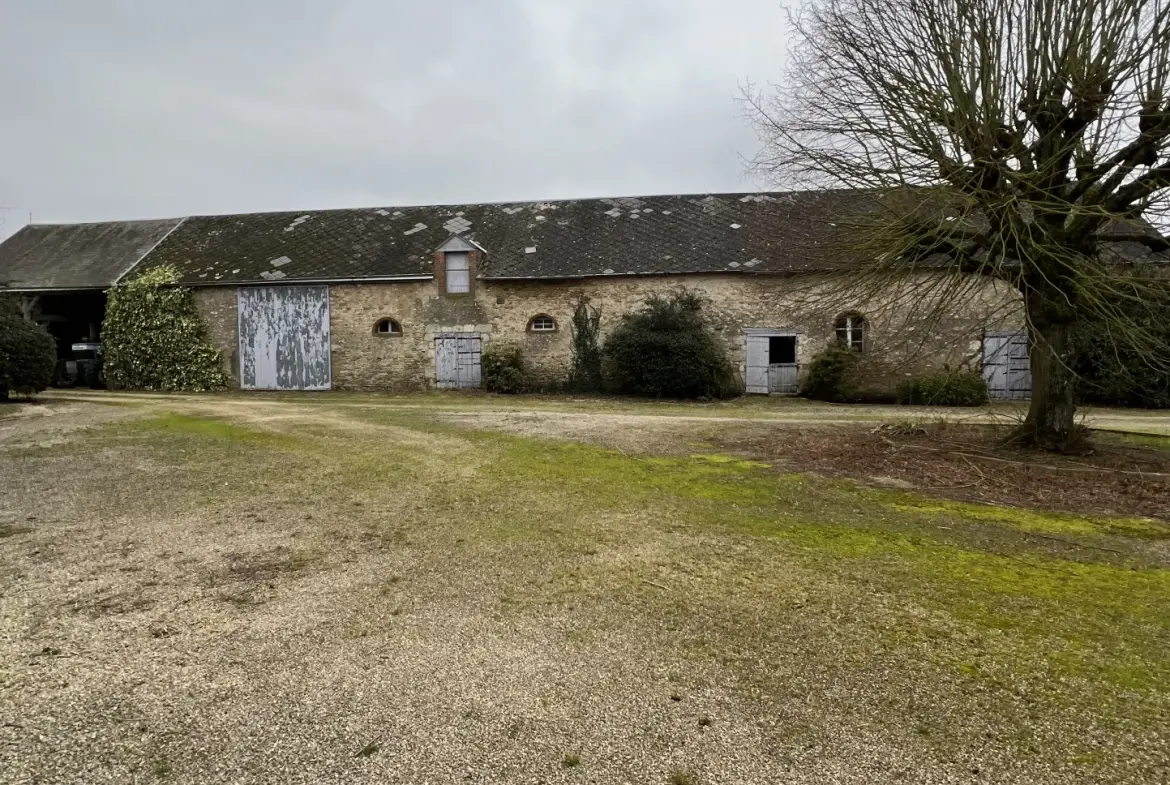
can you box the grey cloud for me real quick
[0,0,788,239]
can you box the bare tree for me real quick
[745,0,1170,449]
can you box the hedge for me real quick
[897,371,990,406]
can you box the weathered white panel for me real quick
[745,335,769,394]
[238,286,331,391]
[445,252,470,294]
[435,336,459,389]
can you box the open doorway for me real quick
[745,330,800,394]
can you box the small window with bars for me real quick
[445,252,470,294]
[528,315,557,332]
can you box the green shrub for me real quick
[482,342,527,394]
[602,290,736,399]
[898,370,990,406]
[567,296,603,393]
[1073,316,1170,409]
[0,312,57,400]
[102,265,230,391]
[802,345,861,402]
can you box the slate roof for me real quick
[0,219,183,291]
[5,192,1160,289]
[135,191,879,284]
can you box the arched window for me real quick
[374,318,403,336]
[527,314,557,332]
[835,313,865,351]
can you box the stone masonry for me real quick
[195,271,1021,393]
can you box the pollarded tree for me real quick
[745,0,1170,449]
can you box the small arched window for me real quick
[374,318,403,336]
[835,313,865,352]
[528,314,557,332]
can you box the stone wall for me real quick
[193,287,239,384]
[194,272,1023,393]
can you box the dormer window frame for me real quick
[435,235,485,297]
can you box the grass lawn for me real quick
[1,392,1167,784]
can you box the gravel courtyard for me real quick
[2,393,1167,784]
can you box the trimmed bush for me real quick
[802,345,861,402]
[898,371,990,406]
[102,265,230,391]
[602,290,736,399]
[0,312,56,400]
[567,296,603,393]
[482,342,527,394]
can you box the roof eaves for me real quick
[0,284,110,293]
[179,274,435,287]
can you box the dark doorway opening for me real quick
[768,335,796,365]
[27,291,107,358]
[18,290,108,387]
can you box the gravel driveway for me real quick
[2,393,1166,784]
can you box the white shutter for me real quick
[446,252,470,293]
[745,335,769,394]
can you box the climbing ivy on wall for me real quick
[102,265,230,391]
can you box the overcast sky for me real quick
[0,0,789,240]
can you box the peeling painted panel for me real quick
[238,286,331,391]
[745,335,769,394]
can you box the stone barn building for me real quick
[0,191,1030,396]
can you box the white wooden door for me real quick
[435,334,482,389]
[238,286,331,390]
[745,335,769,394]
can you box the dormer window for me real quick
[435,235,481,295]
[445,252,470,294]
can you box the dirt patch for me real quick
[0,399,139,449]
[439,407,1170,523]
[720,422,1170,522]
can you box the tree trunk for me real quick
[1020,318,1081,450]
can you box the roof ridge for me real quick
[149,188,860,223]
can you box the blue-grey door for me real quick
[435,334,482,389]
[983,330,1031,399]
[238,286,331,390]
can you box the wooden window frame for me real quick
[527,314,557,333]
[374,318,403,336]
[835,313,866,352]
[445,252,471,294]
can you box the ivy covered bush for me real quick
[0,312,56,400]
[897,370,990,406]
[102,265,230,391]
[567,296,603,393]
[482,342,527,394]
[602,290,736,399]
